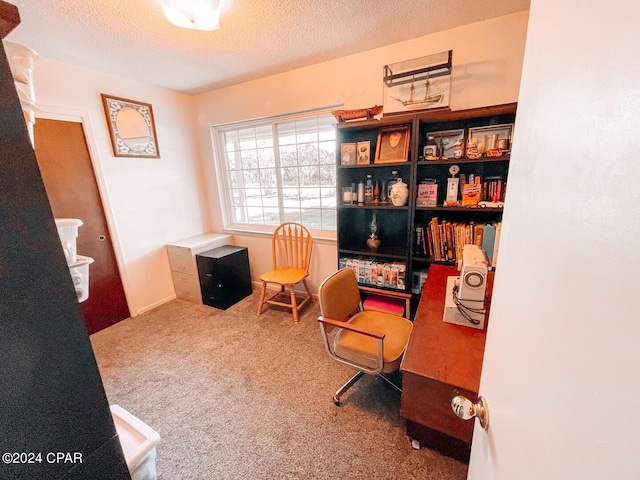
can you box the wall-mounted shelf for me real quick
[383,50,453,87]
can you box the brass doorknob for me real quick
[451,395,489,430]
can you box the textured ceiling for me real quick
[4,0,530,95]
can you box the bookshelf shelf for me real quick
[341,204,410,211]
[415,206,503,213]
[417,155,510,165]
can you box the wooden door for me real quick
[34,119,129,334]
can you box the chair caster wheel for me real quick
[333,396,341,406]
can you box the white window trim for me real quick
[211,106,341,240]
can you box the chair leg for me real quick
[289,285,299,322]
[302,279,314,303]
[378,373,402,393]
[257,281,267,315]
[333,371,365,406]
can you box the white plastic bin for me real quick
[110,405,160,480]
[68,255,94,303]
[54,218,83,265]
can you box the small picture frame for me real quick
[375,126,410,163]
[341,143,356,165]
[417,179,438,207]
[356,141,371,165]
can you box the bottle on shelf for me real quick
[387,171,399,200]
[379,179,387,204]
[364,174,374,203]
[424,136,437,160]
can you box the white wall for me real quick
[31,58,209,315]
[22,11,529,315]
[194,11,529,293]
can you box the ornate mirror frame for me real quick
[101,94,160,158]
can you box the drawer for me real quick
[171,271,202,303]
[201,283,251,310]
[166,245,195,274]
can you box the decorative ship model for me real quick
[390,73,444,107]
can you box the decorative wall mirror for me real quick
[101,94,160,158]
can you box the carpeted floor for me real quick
[90,291,468,480]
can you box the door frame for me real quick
[34,103,135,316]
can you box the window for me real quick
[213,110,337,232]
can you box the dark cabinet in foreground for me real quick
[196,246,252,310]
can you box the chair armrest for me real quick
[317,316,386,340]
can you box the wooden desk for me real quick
[400,265,493,462]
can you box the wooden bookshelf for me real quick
[335,103,516,315]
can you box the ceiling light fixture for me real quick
[160,0,220,31]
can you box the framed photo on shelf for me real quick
[375,126,410,163]
[340,143,356,165]
[356,141,371,165]
[424,129,465,160]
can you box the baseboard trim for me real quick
[135,293,177,316]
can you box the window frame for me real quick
[211,107,340,241]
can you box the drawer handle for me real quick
[206,273,212,277]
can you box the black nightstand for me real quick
[196,246,252,309]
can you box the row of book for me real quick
[339,257,406,291]
[417,175,506,208]
[415,218,502,266]
[459,174,506,204]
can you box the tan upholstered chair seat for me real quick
[317,268,413,405]
[335,311,413,373]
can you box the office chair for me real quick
[257,222,314,323]
[317,268,413,405]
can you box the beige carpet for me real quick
[90,291,468,480]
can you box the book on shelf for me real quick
[481,223,496,265]
[419,218,502,267]
[483,176,506,203]
[459,173,466,197]
[473,223,484,247]
[492,221,502,267]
